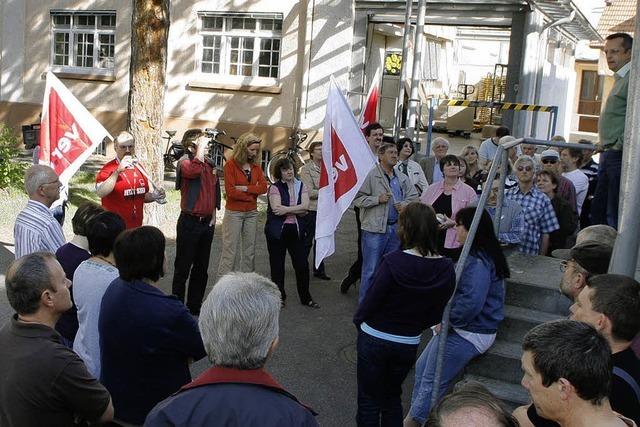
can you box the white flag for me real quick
[39,71,112,184]
[315,77,377,268]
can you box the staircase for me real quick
[460,251,570,409]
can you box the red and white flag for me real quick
[315,77,377,268]
[358,76,379,132]
[39,71,112,184]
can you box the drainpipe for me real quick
[393,0,413,142]
[529,10,575,137]
[405,0,427,142]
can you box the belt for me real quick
[182,212,213,223]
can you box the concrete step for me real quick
[497,305,564,343]
[466,340,522,384]
[505,279,572,316]
[460,374,530,410]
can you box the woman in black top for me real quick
[537,170,578,252]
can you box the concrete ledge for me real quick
[188,80,282,94]
[49,72,116,83]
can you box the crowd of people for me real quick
[0,31,636,427]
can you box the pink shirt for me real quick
[268,183,308,225]
[421,179,477,249]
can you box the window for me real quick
[51,11,116,74]
[198,13,283,79]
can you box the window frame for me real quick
[50,10,117,77]
[195,12,283,86]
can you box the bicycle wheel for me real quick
[266,151,289,183]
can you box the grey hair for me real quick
[514,155,535,169]
[6,252,57,315]
[432,137,450,149]
[199,272,281,369]
[24,164,56,195]
[115,131,134,146]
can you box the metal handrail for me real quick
[430,137,596,409]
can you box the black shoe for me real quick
[314,272,332,281]
[340,276,356,294]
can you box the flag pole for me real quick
[393,0,413,142]
[406,0,427,144]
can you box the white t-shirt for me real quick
[478,138,521,164]
[563,169,589,215]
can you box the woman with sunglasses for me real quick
[536,170,578,252]
[405,207,508,426]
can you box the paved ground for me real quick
[0,131,481,425]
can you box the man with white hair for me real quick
[96,131,165,228]
[419,137,450,184]
[505,156,559,255]
[145,272,319,426]
[14,164,66,258]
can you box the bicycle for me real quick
[162,130,184,170]
[203,128,233,171]
[266,130,308,183]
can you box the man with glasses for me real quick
[483,177,524,247]
[14,165,66,258]
[96,131,165,228]
[505,156,559,255]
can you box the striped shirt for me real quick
[14,200,65,259]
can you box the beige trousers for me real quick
[217,208,259,277]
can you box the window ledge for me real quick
[188,79,281,94]
[47,71,116,82]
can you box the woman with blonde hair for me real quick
[217,132,268,277]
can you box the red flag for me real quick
[39,72,112,183]
[358,79,379,132]
[315,78,377,268]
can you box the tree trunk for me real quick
[127,0,170,227]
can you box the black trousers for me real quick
[172,212,215,314]
[346,206,363,280]
[302,210,326,275]
[266,223,312,304]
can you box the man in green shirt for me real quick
[591,33,632,229]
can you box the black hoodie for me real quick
[354,250,456,337]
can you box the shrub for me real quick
[0,125,27,189]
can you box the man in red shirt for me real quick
[172,130,220,316]
[95,131,165,228]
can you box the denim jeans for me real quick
[357,330,418,426]
[359,224,400,303]
[408,330,480,424]
[590,150,622,229]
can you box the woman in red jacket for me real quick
[217,133,268,277]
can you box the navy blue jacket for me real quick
[144,366,318,427]
[450,251,505,334]
[265,179,305,240]
[354,250,456,337]
[99,278,206,424]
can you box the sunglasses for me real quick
[517,166,533,172]
[541,159,557,164]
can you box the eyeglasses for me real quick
[541,159,557,164]
[41,179,62,189]
[560,260,574,272]
[516,166,533,172]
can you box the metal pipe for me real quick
[430,145,505,409]
[393,0,413,142]
[405,0,427,141]
[493,149,509,238]
[427,98,434,155]
[610,0,640,276]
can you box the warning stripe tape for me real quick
[445,100,555,112]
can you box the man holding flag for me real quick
[354,143,418,303]
[314,78,378,287]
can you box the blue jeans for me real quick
[359,225,400,303]
[357,330,418,426]
[590,150,622,229]
[408,330,480,424]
